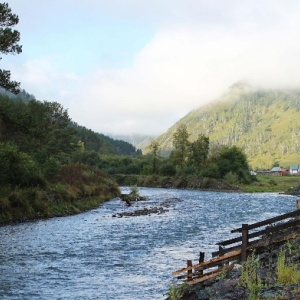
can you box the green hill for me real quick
[151,82,300,169]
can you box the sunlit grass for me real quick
[240,175,300,193]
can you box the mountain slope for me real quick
[110,134,155,151]
[152,83,300,169]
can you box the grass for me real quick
[239,251,264,300]
[240,175,300,193]
[167,284,183,300]
[0,164,121,225]
[277,250,300,285]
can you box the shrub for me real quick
[0,197,10,212]
[224,171,239,184]
[0,143,44,187]
[168,284,183,300]
[159,163,176,176]
[276,249,300,285]
[239,252,263,300]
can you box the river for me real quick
[0,188,296,299]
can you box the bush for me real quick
[42,156,60,180]
[0,143,44,187]
[277,249,300,285]
[224,171,239,184]
[159,163,176,176]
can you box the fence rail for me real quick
[172,199,300,285]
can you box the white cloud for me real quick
[6,0,300,135]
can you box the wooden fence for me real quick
[172,199,300,285]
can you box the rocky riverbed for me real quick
[170,236,300,300]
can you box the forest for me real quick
[0,89,253,224]
[0,91,139,223]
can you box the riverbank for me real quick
[169,235,300,300]
[115,174,300,194]
[114,175,241,192]
[0,166,121,226]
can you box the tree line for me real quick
[78,124,252,185]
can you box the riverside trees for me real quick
[169,125,250,183]
[0,94,121,224]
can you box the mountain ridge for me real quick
[149,83,300,169]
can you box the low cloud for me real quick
[8,0,300,136]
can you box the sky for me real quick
[4,1,300,136]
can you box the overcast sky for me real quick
[4,1,300,136]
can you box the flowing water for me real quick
[0,188,296,299]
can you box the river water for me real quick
[0,188,297,299]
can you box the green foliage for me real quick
[239,252,263,300]
[172,124,190,169]
[72,123,139,156]
[224,171,239,184]
[42,156,60,179]
[159,162,177,176]
[148,140,159,174]
[0,3,22,93]
[276,249,300,285]
[0,143,44,187]
[167,284,183,300]
[188,134,209,172]
[209,145,251,183]
[0,94,123,224]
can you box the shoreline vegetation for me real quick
[114,174,300,195]
[2,173,299,226]
[0,164,121,226]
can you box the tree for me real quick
[188,134,209,172]
[172,124,190,169]
[212,145,251,183]
[0,143,43,187]
[149,140,159,174]
[0,3,22,94]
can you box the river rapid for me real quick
[0,188,296,299]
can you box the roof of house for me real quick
[271,167,281,172]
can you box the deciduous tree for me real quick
[188,134,209,172]
[172,124,190,169]
[149,140,159,174]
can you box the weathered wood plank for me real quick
[231,210,300,233]
[219,219,300,247]
[172,250,241,275]
[186,263,235,285]
[247,227,300,250]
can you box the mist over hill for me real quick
[110,134,155,151]
[149,82,300,169]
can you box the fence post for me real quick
[218,246,224,269]
[198,252,205,275]
[187,260,193,281]
[241,223,249,262]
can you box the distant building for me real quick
[290,165,300,175]
[270,167,282,176]
[270,167,289,176]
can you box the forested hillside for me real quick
[0,92,143,223]
[0,88,140,157]
[151,82,300,169]
[111,134,154,151]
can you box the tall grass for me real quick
[276,249,300,285]
[239,252,263,300]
